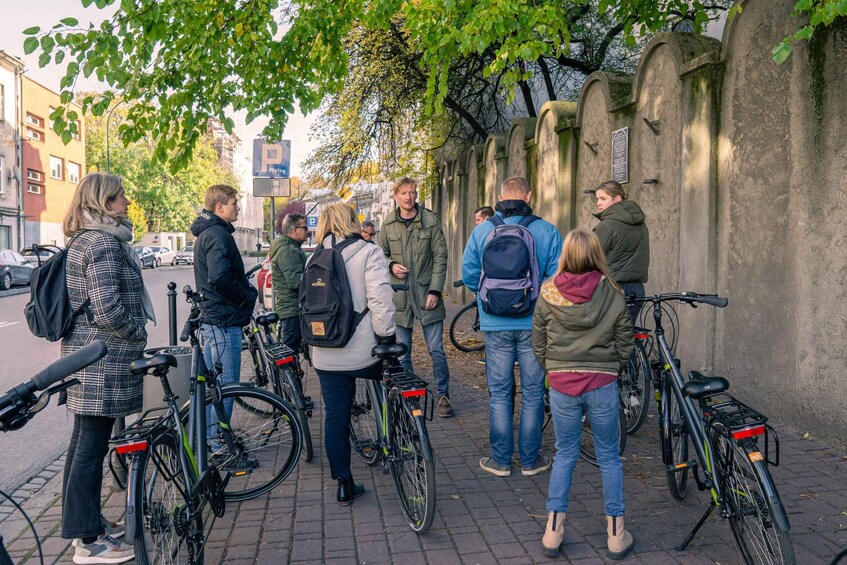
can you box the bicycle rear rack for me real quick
[701,393,780,466]
[267,343,296,366]
[386,368,435,421]
[108,406,174,488]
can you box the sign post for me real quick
[252,138,292,241]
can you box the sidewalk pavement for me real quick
[1,305,845,564]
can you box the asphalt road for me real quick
[0,263,201,493]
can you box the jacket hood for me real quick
[495,199,533,218]
[553,271,602,304]
[190,209,234,237]
[592,199,645,225]
[539,276,619,331]
[269,235,302,258]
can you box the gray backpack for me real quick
[478,215,540,317]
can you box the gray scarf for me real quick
[81,213,157,325]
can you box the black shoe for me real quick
[336,478,365,506]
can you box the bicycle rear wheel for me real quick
[712,425,796,564]
[278,363,313,463]
[662,378,689,500]
[132,433,204,565]
[388,388,436,534]
[620,343,651,434]
[205,386,301,501]
[449,302,484,352]
[350,379,380,466]
[578,405,627,467]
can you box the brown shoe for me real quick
[438,396,454,418]
[542,511,565,556]
[606,515,634,560]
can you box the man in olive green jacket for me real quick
[378,177,453,417]
[271,213,309,354]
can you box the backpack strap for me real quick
[65,234,94,322]
[517,214,539,227]
[333,237,371,320]
[487,215,505,227]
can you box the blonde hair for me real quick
[557,227,622,292]
[204,184,238,211]
[316,203,359,242]
[392,176,417,194]
[63,172,125,237]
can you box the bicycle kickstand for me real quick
[676,501,716,552]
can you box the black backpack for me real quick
[24,237,91,342]
[299,237,368,348]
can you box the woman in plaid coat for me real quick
[59,173,154,564]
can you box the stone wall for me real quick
[434,0,847,444]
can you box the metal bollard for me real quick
[168,282,177,346]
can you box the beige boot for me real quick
[607,515,634,560]
[541,511,565,557]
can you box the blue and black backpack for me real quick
[478,215,540,317]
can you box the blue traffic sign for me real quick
[307,215,318,229]
[252,139,291,178]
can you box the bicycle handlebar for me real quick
[0,340,107,411]
[452,279,464,288]
[391,284,409,292]
[245,263,263,279]
[630,291,728,309]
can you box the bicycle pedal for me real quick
[667,460,698,474]
[303,398,315,411]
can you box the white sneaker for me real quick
[73,533,134,564]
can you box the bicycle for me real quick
[0,340,107,565]
[240,308,314,462]
[632,291,795,564]
[349,341,437,534]
[110,284,302,564]
[448,280,483,352]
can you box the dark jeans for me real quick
[281,316,301,356]
[62,414,116,539]
[317,363,382,481]
[621,282,645,325]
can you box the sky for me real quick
[0,1,318,178]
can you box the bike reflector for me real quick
[634,333,650,340]
[115,440,148,454]
[401,389,426,398]
[275,356,295,366]
[731,425,765,440]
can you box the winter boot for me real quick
[606,515,634,560]
[541,511,565,557]
[336,478,365,506]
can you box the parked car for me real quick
[20,245,61,266]
[0,249,36,290]
[134,246,157,269]
[260,241,271,252]
[148,245,176,267]
[257,245,316,310]
[173,245,194,265]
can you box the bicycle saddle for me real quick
[255,312,280,326]
[371,343,408,359]
[682,370,729,399]
[129,354,178,376]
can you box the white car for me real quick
[173,245,194,265]
[149,246,177,267]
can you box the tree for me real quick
[22,0,835,172]
[127,201,148,243]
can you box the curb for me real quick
[0,452,65,526]
[0,288,29,299]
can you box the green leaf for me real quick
[60,17,80,27]
[61,130,73,145]
[38,53,52,67]
[55,50,65,64]
[771,41,792,64]
[82,0,94,6]
[40,35,55,51]
[22,26,40,36]
[23,37,39,55]
[794,25,814,41]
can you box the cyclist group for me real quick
[55,167,650,562]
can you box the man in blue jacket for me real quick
[462,176,563,477]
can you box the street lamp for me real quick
[105,99,126,173]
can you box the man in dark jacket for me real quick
[270,213,308,354]
[191,184,258,458]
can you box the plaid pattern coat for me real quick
[61,230,148,417]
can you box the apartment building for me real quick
[21,76,85,247]
[0,51,24,250]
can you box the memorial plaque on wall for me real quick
[611,127,629,184]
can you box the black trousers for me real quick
[281,316,302,356]
[621,281,645,325]
[61,414,115,539]
[317,363,382,481]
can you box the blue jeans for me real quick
[202,324,242,451]
[483,330,546,467]
[547,383,624,516]
[396,320,450,397]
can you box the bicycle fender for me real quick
[409,400,435,461]
[124,459,141,542]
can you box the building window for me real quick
[67,161,81,184]
[27,169,42,182]
[27,128,43,142]
[27,183,43,194]
[50,156,63,180]
[26,113,43,128]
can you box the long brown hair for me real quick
[556,227,622,292]
[62,172,125,237]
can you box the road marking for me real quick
[0,321,20,330]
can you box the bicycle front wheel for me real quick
[449,302,484,352]
[388,389,436,534]
[206,386,302,502]
[662,378,689,500]
[350,379,380,466]
[619,343,651,434]
[132,433,204,565]
[578,405,627,467]
[713,425,796,564]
